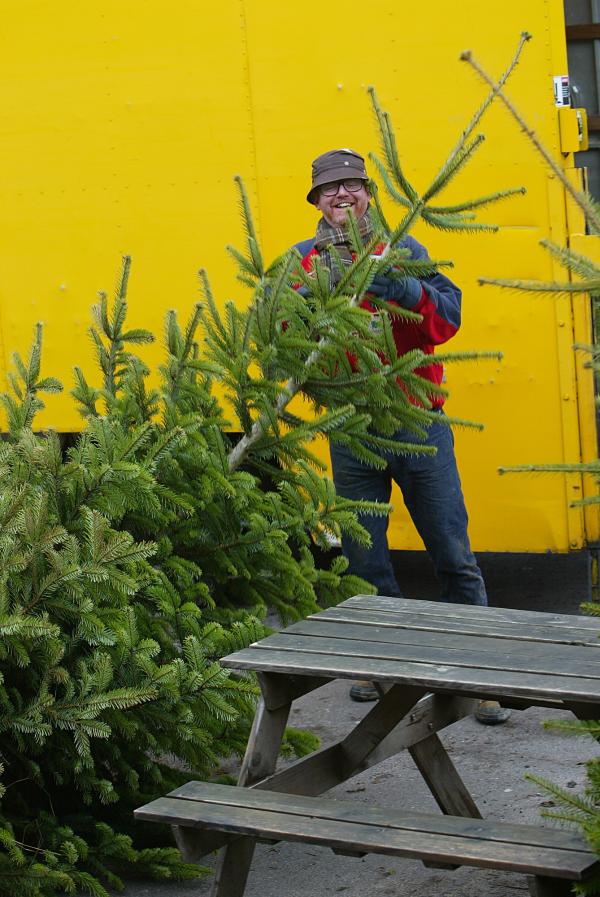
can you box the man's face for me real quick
[314,179,370,227]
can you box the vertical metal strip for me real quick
[543,0,587,549]
[547,172,587,549]
[567,231,600,545]
[591,0,600,109]
[565,0,600,546]
[0,290,9,399]
[237,0,262,243]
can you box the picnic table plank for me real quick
[285,619,600,668]
[166,782,588,851]
[256,630,600,680]
[314,606,600,647]
[220,646,600,703]
[341,596,598,630]
[135,794,595,878]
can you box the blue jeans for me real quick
[330,413,487,606]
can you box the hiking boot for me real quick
[475,700,511,725]
[349,681,379,702]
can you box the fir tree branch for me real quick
[446,31,532,167]
[368,180,393,234]
[479,277,600,295]
[233,175,264,279]
[526,772,598,819]
[499,462,600,475]
[367,155,411,209]
[368,87,417,202]
[540,239,600,283]
[421,135,486,203]
[227,208,382,472]
[423,209,499,233]
[461,42,600,235]
[427,186,526,215]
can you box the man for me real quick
[294,148,509,725]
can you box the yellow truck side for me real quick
[0,0,595,552]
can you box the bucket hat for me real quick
[307,148,368,203]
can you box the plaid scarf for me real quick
[314,207,375,288]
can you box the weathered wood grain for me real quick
[314,604,600,646]
[338,684,425,778]
[220,646,600,704]
[409,732,481,819]
[171,826,233,863]
[210,694,291,897]
[254,742,344,796]
[210,836,255,897]
[137,786,597,880]
[363,694,478,770]
[339,596,598,631]
[315,605,600,647]
[257,671,329,710]
[228,693,473,798]
[157,782,587,850]
[257,630,600,680]
[237,697,290,787]
[286,619,600,667]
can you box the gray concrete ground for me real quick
[128,550,599,897]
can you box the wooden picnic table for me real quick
[136,595,600,897]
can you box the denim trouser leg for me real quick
[329,442,403,598]
[329,414,487,607]
[388,418,488,607]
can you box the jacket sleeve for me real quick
[398,235,462,346]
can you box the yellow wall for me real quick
[0,0,596,551]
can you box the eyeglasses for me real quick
[319,178,365,196]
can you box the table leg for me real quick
[564,701,600,726]
[527,875,577,897]
[210,684,291,897]
[252,684,426,795]
[409,731,482,819]
[238,698,291,788]
[409,727,481,871]
[340,684,426,779]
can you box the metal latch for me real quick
[558,106,589,153]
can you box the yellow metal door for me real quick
[0,0,596,552]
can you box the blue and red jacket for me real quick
[293,233,461,408]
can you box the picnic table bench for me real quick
[135,595,600,897]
